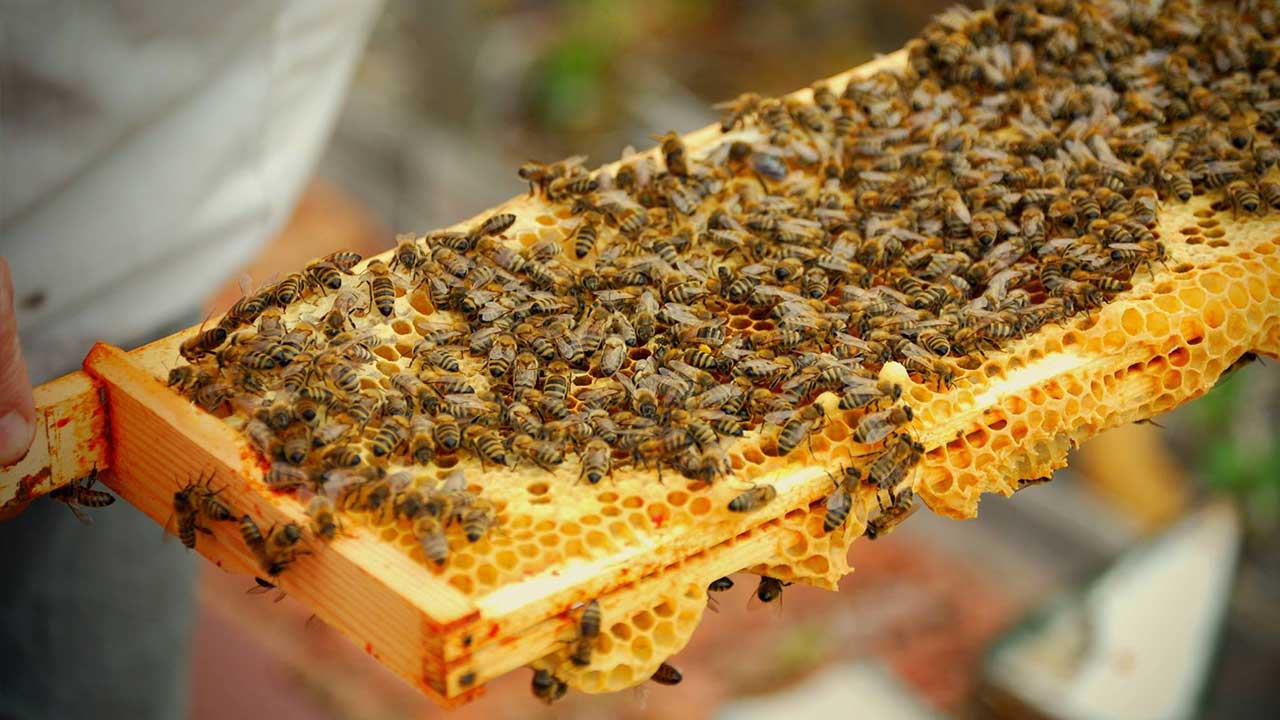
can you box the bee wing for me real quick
[764,409,796,425]
[662,303,704,325]
[615,373,639,396]
[441,468,468,493]
[594,289,637,305]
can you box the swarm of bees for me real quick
[164,0,1278,701]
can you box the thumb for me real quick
[0,257,35,466]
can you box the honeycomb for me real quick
[146,0,1280,701]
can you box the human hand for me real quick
[0,257,35,466]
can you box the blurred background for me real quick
[194,1,1280,718]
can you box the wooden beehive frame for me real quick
[3,47,1279,703]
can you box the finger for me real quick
[0,257,35,466]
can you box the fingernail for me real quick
[0,411,34,466]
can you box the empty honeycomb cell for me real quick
[653,621,676,647]
[1164,370,1183,390]
[1174,262,1195,273]
[1179,285,1207,308]
[1065,397,1080,416]
[450,575,474,594]
[373,345,399,361]
[628,512,649,530]
[527,481,549,496]
[1062,330,1084,347]
[376,361,400,377]
[1228,314,1249,340]
[1203,300,1226,329]
[610,622,632,641]
[596,633,614,655]
[579,513,601,526]
[1103,329,1126,351]
[1227,281,1250,309]
[964,427,990,447]
[1198,271,1228,293]
[1145,311,1171,337]
[676,609,699,634]
[991,433,1013,452]
[1206,230,1227,241]
[564,538,586,559]
[538,533,558,548]
[804,554,830,575]
[608,520,631,539]
[825,420,849,442]
[476,563,498,587]
[1121,307,1144,335]
[535,214,556,226]
[517,542,539,559]
[610,665,635,687]
[601,505,621,518]
[560,521,581,536]
[947,444,972,469]
[784,533,810,559]
[1180,226,1201,236]
[533,518,555,533]
[585,530,609,549]
[621,495,643,510]
[391,319,413,335]
[495,550,518,571]
[633,611,655,632]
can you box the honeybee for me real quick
[714,92,762,131]
[531,668,568,705]
[852,404,914,445]
[486,332,517,378]
[1227,180,1262,216]
[508,433,564,470]
[262,521,306,576]
[265,462,309,490]
[579,438,612,484]
[823,485,853,534]
[390,235,423,274]
[767,403,825,456]
[406,515,448,568]
[321,250,362,273]
[651,662,683,686]
[180,326,229,362]
[367,415,409,458]
[49,468,116,525]
[865,434,924,493]
[569,599,602,667]
[755,576,786,603]
[308,495,341,541]
[518,156,586,196]
[466,424,507,466]
[461,505,495,542]
[865,490,918,540]
[728,484,777,513]
[305,260,344,293]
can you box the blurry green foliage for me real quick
[1187,365,1280,522]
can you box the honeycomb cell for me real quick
[633,611,655,632]
[653,621,676,647]
[1121,307,1144,335]
[1203,300,1226,329]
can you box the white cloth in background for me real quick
[0,0,383,382]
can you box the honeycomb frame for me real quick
[2,45,1279,702]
